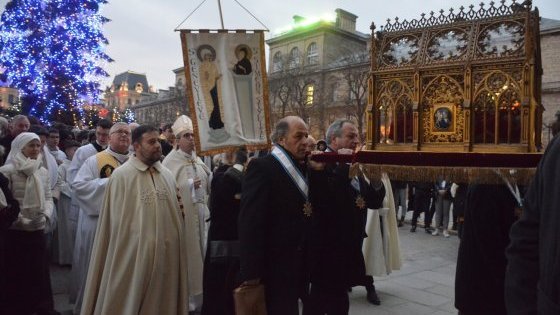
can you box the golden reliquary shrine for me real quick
[321,0,544,184]
[366,0,542,154]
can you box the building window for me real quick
[135,83,143,93]
[305,84,314,106]
[8,94,14,104]
[273,52,282,72]
[289,47,300,68]
[349,81,358,101]
[307,42,318,65]
[127,98,132,105]
[331,83,339,102]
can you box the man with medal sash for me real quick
[69,122,131,314]
[306,119,385,314]
[238,116,311,315]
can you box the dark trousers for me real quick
[1,230,55,315]
[201,256,239,315]
[411,193,434,227]
[306,284,349,315]
[264,251,309,315]
[265,281,308,315]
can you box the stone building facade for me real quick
[131,67,189,127]
[0,86,19,111]
[540,18,560,144]
[266,9,370,140]
[103,71,157,112]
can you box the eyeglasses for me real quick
[182,133,194,138]
[111,130,131,136]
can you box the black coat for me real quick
[238,153,310,292]
[203,166,243,315]
[0,173,21,311]
[208,167,243,241]
[506,136,560,315]
[308,163,385,288]
[455,184,516,314]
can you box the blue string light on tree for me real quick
[0,0,112,125]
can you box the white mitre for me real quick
[172,115,194,137]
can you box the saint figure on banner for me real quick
[198,45,224,130]
[233,46,252,75]
[232,44,256,139]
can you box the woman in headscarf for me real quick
[0,132,58,315]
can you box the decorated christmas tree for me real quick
[0,0,112,125]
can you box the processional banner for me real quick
[180,31,271,155]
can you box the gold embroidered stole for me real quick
[96,151,120,178]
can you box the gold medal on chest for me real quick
[514,206,523,219]
[355,195,366,209]
[303,201,313,217]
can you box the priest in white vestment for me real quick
[363,172,402,276]
[67,119,112,184]
[67,120,111,304]
[53,140,81,265]
[71,123,131,314]
[162,115,209,311]
[81,125,188,315]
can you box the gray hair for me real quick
[109,122,130,134]
[270,118,290,144]
[325,119,354,145]
[10,114,28,126]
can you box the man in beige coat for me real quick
[80,125,188,315]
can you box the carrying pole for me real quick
[217,0,225,29]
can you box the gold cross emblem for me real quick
[303,201,313,217]
[355,195,366,209]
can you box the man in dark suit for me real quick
[505,135,560,314]
[202,147,248,315]
[307,119,385,314]
[238,116,311,315]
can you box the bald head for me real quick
[305,135,317,156]
[273,115,309,160]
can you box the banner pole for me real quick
[217,0,225,29]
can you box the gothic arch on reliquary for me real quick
[367,0,542,153]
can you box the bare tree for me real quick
[330,50,370,138]
[268,52,319,124]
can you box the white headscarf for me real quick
[6,132,45,211]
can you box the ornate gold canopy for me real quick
[367,0,542,153]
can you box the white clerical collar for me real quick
[180,149,196,160]
[233,164,244,172]
[96,141,108,149]
[106,147,129,164]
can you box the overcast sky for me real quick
[1,0,559,91]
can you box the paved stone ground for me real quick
[51,212,459,315]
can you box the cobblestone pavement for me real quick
[52,212,459,315]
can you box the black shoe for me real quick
[425,227,434,233]
[398,220,403,227]
[451,223,458,231]
[366,289,381,305]
[410,226,416,232]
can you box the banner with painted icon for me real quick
[180,30,271,155]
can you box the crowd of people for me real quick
[0,113,557,315]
